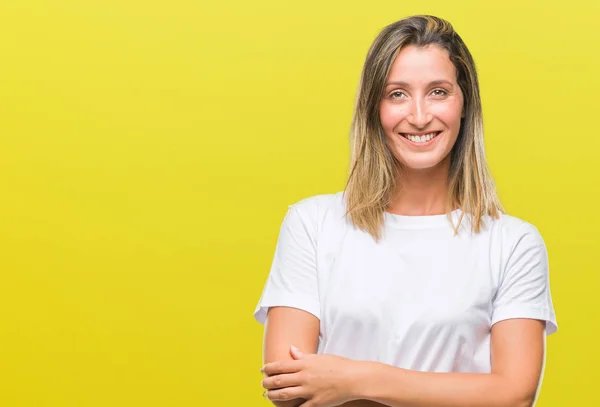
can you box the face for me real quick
[379,44,464,171]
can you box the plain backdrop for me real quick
[0,0,598,405]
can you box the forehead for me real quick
[387,44,457,83]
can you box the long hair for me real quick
[343,15,503,242]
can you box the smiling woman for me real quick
[380,46,464,170]
[254,14,557,407]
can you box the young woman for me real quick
[254,15,558,407]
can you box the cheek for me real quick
[431,103,463,129]
[379,104,405,131]
[379,108,391,130]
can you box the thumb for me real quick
[290,345,306,360]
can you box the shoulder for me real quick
[484,213,548,272]
[287,190,347,219]
[490,213,545,249]
[285,191,348,237]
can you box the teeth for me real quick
[401,132,439,143]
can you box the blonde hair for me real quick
[343,15,504,241]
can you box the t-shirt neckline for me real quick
[384,208,462,229]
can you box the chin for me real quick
[403,163,441,171]
[396,155,450,171]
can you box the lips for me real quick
[400,131,442,143]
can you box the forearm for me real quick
[355,362,533,407]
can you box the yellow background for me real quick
[0,0,597,405]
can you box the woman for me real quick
[254,15,557,407]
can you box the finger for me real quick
[266,386,305,402]
[261,372,302,390]
[290,345,307,360]
[262,360,302,376]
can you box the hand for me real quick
[261,346,361,407]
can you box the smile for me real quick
[400,131,442,144]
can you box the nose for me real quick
[406,98,433,129]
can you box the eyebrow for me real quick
[385,80,454,89]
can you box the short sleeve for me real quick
[491,223,558,335]
[253,203,320,325]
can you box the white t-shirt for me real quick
[254,191,558,374]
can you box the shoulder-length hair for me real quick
[343,14,503,241]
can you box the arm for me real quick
[262,306,385,407]
[354,318,546,407]
[262,306,318,407]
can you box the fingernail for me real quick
[291,345,298,352]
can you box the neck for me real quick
[388,157,450,216]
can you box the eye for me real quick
[389,90,406,99]
[432,88,448,97]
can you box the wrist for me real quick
[348,361,379,401]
